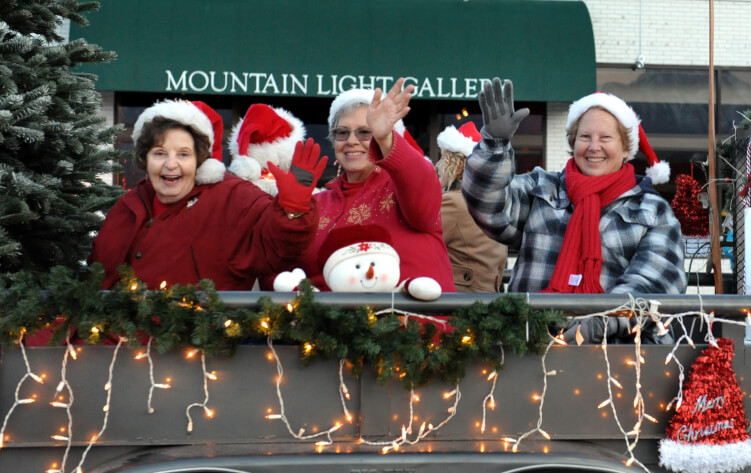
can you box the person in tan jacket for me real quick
[436,122,508,292]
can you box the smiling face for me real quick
[572,108,629,177]
[333,106,376,183]
[326,252,400,292]
[146,128,198,204]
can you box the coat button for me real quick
[463,272,471,281]
[135,252,143,259]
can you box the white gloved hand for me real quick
[400,277,442,301]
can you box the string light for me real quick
[338,360,353,423]
[361,385,461,453]
[0,333,44,450]
[2,295,747,471]
[51,335,77,473]
[509,338,555,453]
[593,297,651,472]
[265,338,346,446]
[480,370,499,434]
[72,338,126,473]
[185,351,214,433]
[372,307,448,331]
[138,337,171,414]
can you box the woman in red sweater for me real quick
[293,78,455,292]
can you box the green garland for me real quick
[0,264,564,387]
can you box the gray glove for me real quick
[562,316,629,344]
[479,78,530,141]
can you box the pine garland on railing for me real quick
[0,264,564,387]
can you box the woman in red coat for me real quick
[89,100,327,290]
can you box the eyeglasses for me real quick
[331,128,373,142]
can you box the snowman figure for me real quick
[274,225,441,301]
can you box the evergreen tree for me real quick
[0,0,124,283]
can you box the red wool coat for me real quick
[89,174,318,290]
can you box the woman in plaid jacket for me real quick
[462,78,686,343]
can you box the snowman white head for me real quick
[320,225,400,292]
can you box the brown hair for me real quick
[566,106,631,156]
[134,117,211,170]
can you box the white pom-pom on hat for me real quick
[639,123,670,185]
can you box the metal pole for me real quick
[707,0,725,293]
[216,291,751,316]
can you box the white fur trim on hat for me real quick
[228,155,262,182]
[328,89,375,129]
[328,88,406,135]
[437,125,476,157]
[659,438,751,473]
[567,93,640,161]
[132,100,214,150]
[227,156,281,195]
[322,241,399,284]
[195,158,226,185]
[229,106,305,175]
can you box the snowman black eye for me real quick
[370,262,375,267]
[355,264,360,269]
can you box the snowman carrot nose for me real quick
[366,265,375,279]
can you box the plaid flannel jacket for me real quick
[462,138,687,295]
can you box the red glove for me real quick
[268,138,328,214]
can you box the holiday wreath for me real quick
[0,264,564,388]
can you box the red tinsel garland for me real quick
[671,174,709,237]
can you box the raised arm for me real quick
[368,78,415,157]
[462,78,533,246]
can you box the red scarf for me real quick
[541,159,636,293]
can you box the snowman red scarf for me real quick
[541,159,636,294]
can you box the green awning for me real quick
[70,0,595,102]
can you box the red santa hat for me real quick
[228,104,305,195]
[131,99,226,185]
[567,92,670,185]
[659,338,751,473]
[319,225,399,284]
[437,122,481,157]
[328,88,424,155]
